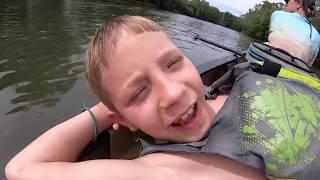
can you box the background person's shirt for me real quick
[268,10,320,66]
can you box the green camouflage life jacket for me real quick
[140,61,320,179]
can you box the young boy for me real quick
[6,16,264,180]
[5,15,264,180]
[6,15,320,180]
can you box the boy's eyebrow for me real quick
[121,48,179,96]
[121,73,145,95]
[156,48,180,62]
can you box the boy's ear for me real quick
[107,111,138,132]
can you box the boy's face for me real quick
[102,31,214,142]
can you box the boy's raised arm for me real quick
[4,103,152,180]
[6,157,159,180]
[5,102,265,180]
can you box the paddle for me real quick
[193,33,245,57]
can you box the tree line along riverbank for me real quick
[133,0,320,42]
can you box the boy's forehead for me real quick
[102,31,178,87]
[111,31,176,63]
[117,31,172,51]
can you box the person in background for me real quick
[268,0,320,66]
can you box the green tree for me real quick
[220,12,234,28]
[310,0,320,32]
[131,0,245,33]
[242,1,281,41]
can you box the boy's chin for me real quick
[170,131,207,143]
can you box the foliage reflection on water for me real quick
[0,0,148,114]
[0,0,243,115]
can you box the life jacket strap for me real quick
[278,66,320,91]
[251,61,320,91]
[260,60,281,77]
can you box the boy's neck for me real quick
[207,95,228,116]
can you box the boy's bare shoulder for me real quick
[137,153,266,180]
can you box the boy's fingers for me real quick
[108,123,121,134]
[112,123,120,131]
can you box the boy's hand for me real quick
[94,103,125,132]
[111,123,121,131]
[90,102,114,133]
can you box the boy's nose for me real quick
[158,79,186,110]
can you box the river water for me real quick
[0,0,251,176]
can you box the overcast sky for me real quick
[207,0,284,16]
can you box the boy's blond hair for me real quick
[85,16,161,110]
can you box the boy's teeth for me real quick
[173,104,196,125]
[180,113,189,121]
[187,104,195,115]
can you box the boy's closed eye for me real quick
[130,56,183,101]
[167,56,183,70]
[131,86,148,102]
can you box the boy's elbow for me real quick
[5,159,26,180]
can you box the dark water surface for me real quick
[0,0,249,175]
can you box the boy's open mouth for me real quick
[172,103,198,127]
